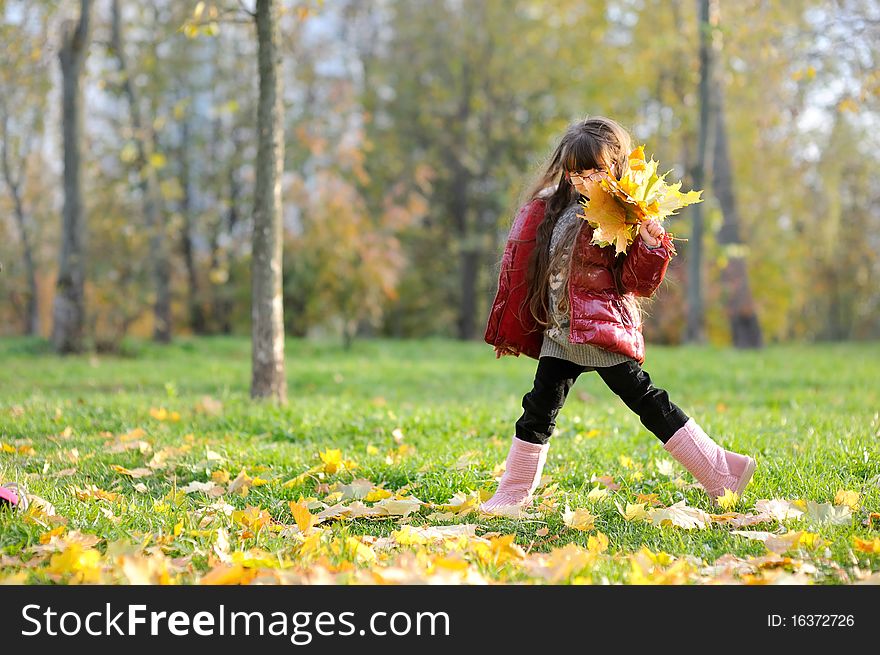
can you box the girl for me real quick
[482,116,756,512]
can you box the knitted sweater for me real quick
[539,201,635,369]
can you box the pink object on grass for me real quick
[664,418,756,502]
[0,485,21,508]
[480,437,549,513]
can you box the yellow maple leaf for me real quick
[231,506,271,531]
[650,501,710,529]
[40,526,67,544]
[228,469,253,496]
[587,531,609,554]
[573,145,702,256]
[562,505,596,531]
[578,178,632,255]
[319,448,346,474]
[119,553,172,585]
[471,534,525,566]
[586,486,609,502]
[289,500,317,533]
[852,536,880,554]
[716,488,740,511]
[528,543,596,583]
[48,544,103,583]
[392,526,428,546]
[364,487,393,502]
[616,501,649,522]
[211,470,230,484]
[636,493,661,506]
[74,485,121,503]
[199,563,256,585]
[834,489,860,510]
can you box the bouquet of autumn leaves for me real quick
[570,146,703,255]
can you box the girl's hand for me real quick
[494,345,518,358]
[639,219,665,247]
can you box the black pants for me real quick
[514,356,689,445]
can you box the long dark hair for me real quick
[524,116,632,327]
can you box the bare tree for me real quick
[250,0,287,401]
[110,0,173,343]
[52,0,92,353]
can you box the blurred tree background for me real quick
[1,0,878,353]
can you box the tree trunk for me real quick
[179,113,206,334]
[712,79,763,349]
[685,0,713,344]
[0,113,40,336]
[52,0,91,354]
[251,0,287,401]
[213,123,241,336]
[11,189,39,336]
[451,64,475,341]
[111,0,172,343]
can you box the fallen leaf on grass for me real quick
[523,542,599,583]
[182,480,224,496]
[118,552,173,584]
[834,489,860,510]
[199,563,256,585]
[470,535,524,566]
[319,449,349,475]
[334,478,374,500]
[231,506,272,531]
[586,486,609,502]
[629,548,697,584]
[289,501,318,533]
[228,470,253,496]
[373,496,423,518]
[716,489,740,512]
[731,530,826,554]
[434,490,481,516]
[110,465,153,479]
[378,524,477,550]
[562,506,596,531]
[73,485,121,503]
[149,407,181,422]
[852,536,880,554]
[636,493,661,506]
[615,501,649,522]
[708,512,770,528]
[804,501,852,526]
[650,501,710,529]
[48,544,103,583]
[591,475,620,491]
[754,499,805,522]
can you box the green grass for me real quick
[1,336,878,584]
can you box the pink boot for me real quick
[0,482,28,511]
[480,437,549,514]
[663,419,756,503]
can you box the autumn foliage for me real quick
[571,146,703,255]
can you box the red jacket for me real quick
[484,197,675,364]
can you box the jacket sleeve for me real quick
[620,232,676,297]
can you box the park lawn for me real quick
[1,336,878,585]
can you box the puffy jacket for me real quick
[484,197,675,364]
